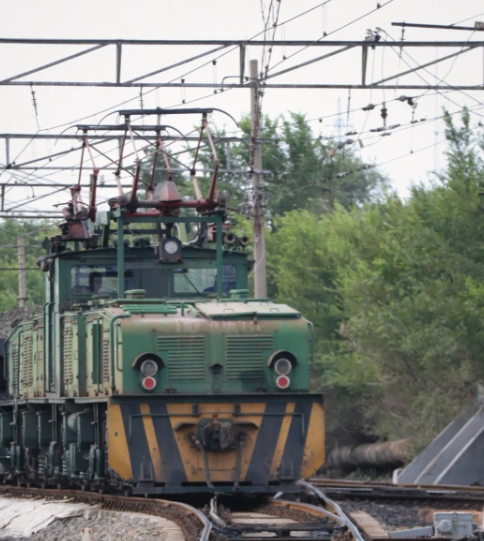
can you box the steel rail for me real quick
[309,477,484,492]
[270,498,344,525]
[297,480,366,541]
[0,486,209,541]
[208,498,344,541]
[172,500,212,541]
[308,478,484,502]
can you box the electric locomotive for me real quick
[0,109,324,495]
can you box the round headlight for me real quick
[274,358,292,375]
[140,359,158,377]
[164,240,179,255]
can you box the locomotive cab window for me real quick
[174,265,236,294]
[71,265,129,295]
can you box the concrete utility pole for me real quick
[250,59,267,298]
[17,237,26,308]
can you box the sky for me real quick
[1,0,484,215]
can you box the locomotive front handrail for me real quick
[109,313,131,392]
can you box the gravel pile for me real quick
[0,307,42,340]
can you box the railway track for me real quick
[0,482,361,541]
[206,481,367,541]
[306,479,484,541]
[1,480,484,541]
[309,478,484,503]
[0,485,211,541]
[209,496,351,541]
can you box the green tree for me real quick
[0,220,56,315]
[194,113,387,218]
[269,109,484,452]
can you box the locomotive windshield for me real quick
[174,265,236,294]
[71,265,126,295]
[70,263,237,298]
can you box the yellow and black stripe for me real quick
[108,395,324,493]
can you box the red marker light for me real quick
[276,375,290,389]
[142,376,156,391]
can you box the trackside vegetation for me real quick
[269,109,484,452]
[1,110,482,454]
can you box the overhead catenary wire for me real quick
[5,0,464,197]
[378,31,484,116]
[11,0,338,142]
[266,0,397,74]
[0,5,304,177]
[2,129,261,213]
[5,94,474,213]
[4,0,392,178]
[277,134,450,198]
[451,11,484,26]
[3,3,481,218]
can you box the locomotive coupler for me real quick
[199,416,236,451]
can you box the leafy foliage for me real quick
[193,113,387,218]
[269,109,484,451]
[0,221,56,315]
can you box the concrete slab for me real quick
[0,498,92,537]
[0,498,184,541]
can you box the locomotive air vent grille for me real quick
[102,339,110,382]
[11,345,19,394]
[157,336,206,380]
[63,327,73,384]
[22,334,33,387]
[226,335,273,380]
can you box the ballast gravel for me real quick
[338,500,427,529]
[27,509,184,541]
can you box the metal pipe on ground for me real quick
[329,439,410,469]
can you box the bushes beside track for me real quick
[268,109,484,456]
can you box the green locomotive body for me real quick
[0,110,325,495]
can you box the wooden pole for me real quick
[17,237,26,308]
[250,59,267,298]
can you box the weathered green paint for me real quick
[1,207,321,492]
[117,217,125,297]
[6,216,312,399]
[216,214,223,297]
[117,311,310,394]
